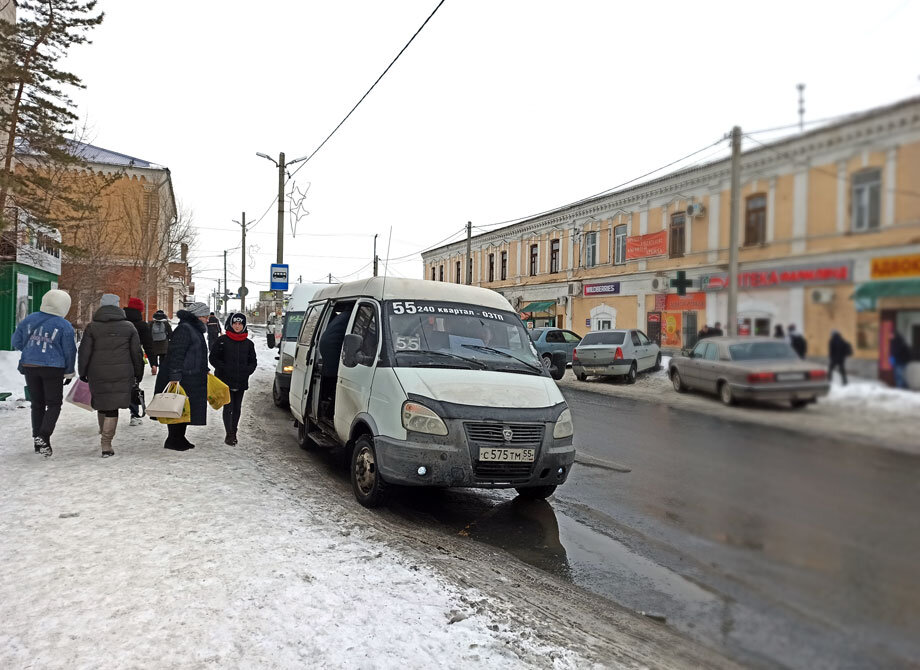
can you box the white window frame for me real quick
[851,169,881,232]
[584,231,598,268]
[614,225,627,265]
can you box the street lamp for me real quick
[255,151,308,266]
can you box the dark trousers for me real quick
[222,389,245,433]
[23,367,65,440]
[828,360,847,386]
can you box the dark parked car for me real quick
[668,337,830,408]
[529,327,582,379]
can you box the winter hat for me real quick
[187,301,210,317]
[127,297,145,312]
[100,293,120,308]
[39,289,71,318]
[225,312,247,330]
[153,309,168,320]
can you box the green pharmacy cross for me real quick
[670,271,693,296]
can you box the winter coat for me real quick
[149,313,173,357]
[209,333,257,391]
[890,334,911,366]
[319,310,351,378]
[12,312,77,374]
[206,316,222,341]
[78,305,145,411]
[124,306,155,368]
[155,310,209,425]
[828,333,852,364]
[789,333,808,359]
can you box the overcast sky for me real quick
[63,0,919,309]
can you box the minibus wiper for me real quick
[395,349,487,369]
[460,344,543,373]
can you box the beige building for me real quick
[422,95,920,383]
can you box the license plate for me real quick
[776,372,805,381]
[479,448,535,462]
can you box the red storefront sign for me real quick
[702,262,852,291]
[654,294,667,311]
[664,292,706,311]
[626,230,668,260]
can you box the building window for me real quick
[529,244,539,276]
[550,239,560,273]
[669,213,685,258]
[500,251,507,280]
[439,265,443,281]
[852,169,881,232]
[488,253,495,282]
[614,225,627,265]
[745,194,766,246]
[455,261,461,283]
[584,231,597,267]
[430,267,436,281]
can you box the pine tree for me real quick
[0,1,104,233]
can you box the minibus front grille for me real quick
[463,422,544,446]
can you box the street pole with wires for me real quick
[727,126,742,336]
[373,234,379,277]
[223,251,227,314]
[465,221,472,284]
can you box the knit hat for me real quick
[39,289,71,318]
[100,293,120,308]
[225,312,247,330]
[127,297,145,312]
[186,301,210,317]
[153,309,168,320]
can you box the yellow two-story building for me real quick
[422,95,920,383]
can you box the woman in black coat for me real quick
[209,312,257,445]
[155,302,210,451]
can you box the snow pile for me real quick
[0,350,24,408]
[821,379,920,415]
[0,335,591,669]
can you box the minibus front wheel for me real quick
[351,435,389,508]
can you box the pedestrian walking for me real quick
[206,312,222,350]
[827,330,853,386]
[788,324,807,359]
[890,331,912,389]
[711,322,724,336]
[209,312,257,445]
[11,289,77,457]
[149,309,173,367]
[773,324,785,339]
[124,297,156,425]
[155,302,211,451]
[697,324,711,340]
[77,294,144,458]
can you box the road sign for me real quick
[270,264,289,291]
[238,286,249,297]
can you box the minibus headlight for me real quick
[281,353,294,374]
[553,408,573,439]
[401,402,448,436]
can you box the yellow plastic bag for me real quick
[158,383,191,425]
[207,373,231,410]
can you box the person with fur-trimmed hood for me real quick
[78,294,145,458]
[155,302,211,451]
[11,289,77,457]
[209,312,257,445]
[124,297,156,425]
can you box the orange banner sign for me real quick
[664,292,706,311]
[871,254,920,279]
[661,312,682,347]
[626,230,668,260]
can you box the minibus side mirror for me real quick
[551,351,566,377]
[342,333,362,368]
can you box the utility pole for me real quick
[465,221,472,284]
[222,251,227,313]
[797,83,805,133]
[328,273,332,284]
[276,152,285,264]
[373,233,379,277]
[727,126,742,336]
[240,212,247,313]
[217,278,222,314]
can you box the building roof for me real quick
[68,141,164,169]
[311,277,513,311]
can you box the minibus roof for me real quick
[311,278,514,312]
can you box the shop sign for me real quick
[871,254,920,279]
[701,261,853,291]
[664,292,706,311]
[661,312,682,347]
[585,318,591,327]
[654,294,667,311]
[583,282,620,296]
[626,230,668,260]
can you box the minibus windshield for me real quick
[386,300,542,374]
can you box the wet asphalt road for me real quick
[384,388,920,669]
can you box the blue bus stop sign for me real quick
[270,264,289,291]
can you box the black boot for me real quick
[165,424,190,451]
[224,431,234,446]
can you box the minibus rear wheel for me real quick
[351,435,389,508]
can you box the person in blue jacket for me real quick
[11,289,77,457]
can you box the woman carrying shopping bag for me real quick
[78,294,145,458]
[11,289,77,457]
[155,302,211,451]
[209,312,257,445]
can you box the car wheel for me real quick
[653,353,662,372]
[671,369,686,393]
[351,434,389,508]
[790,399,810,409]
[541,354,553,371]
[514,485,557,500]
[576,372,588,382]
[719,381,735,406]
[272,379,288,408]
[625,363,637,384]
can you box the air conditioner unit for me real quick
[650,277,669,292]
[811,288,835,304]
[567,282,582,296]
[687,203,706,217]
[556,296,567,306]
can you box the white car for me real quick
[572,329,661,383]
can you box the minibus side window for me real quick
[298,304,324,347]
[350,302,379,364]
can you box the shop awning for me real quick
[520,300,556,314]
[852,279,920,300]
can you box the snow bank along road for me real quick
[0,334,733,669]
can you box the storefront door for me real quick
[646,312,661,346]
